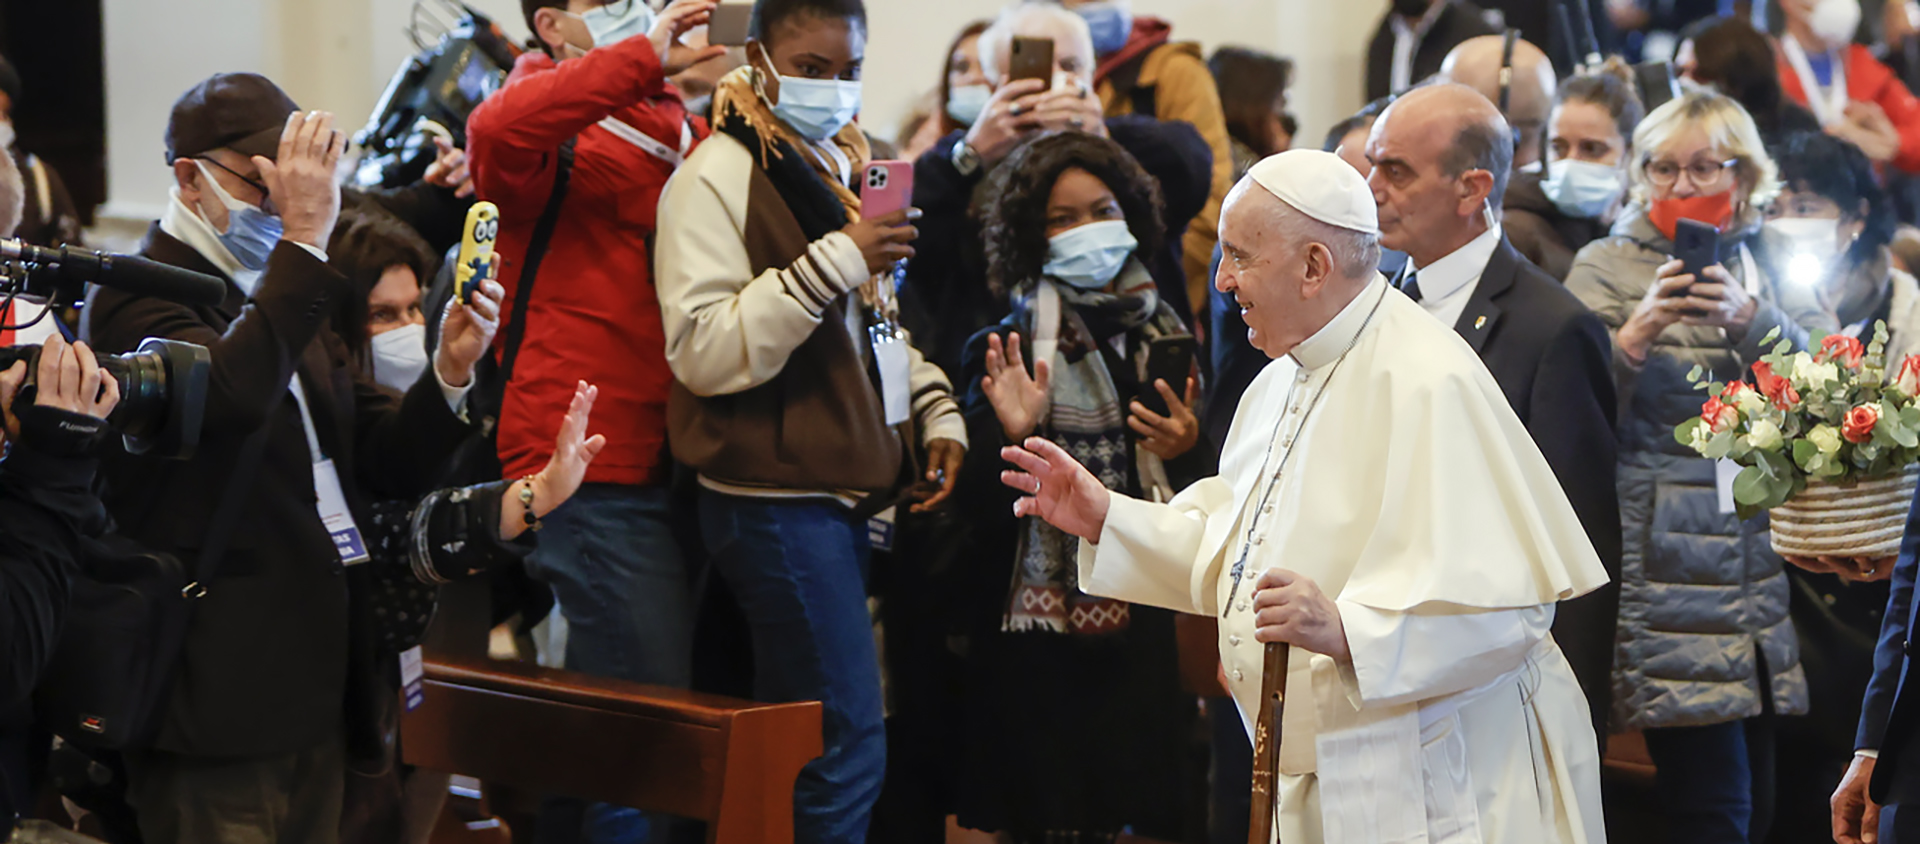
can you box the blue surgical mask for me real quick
[1075,1,1134,56]
[947,84,991,126]
[194,161,283,272]
[574,0,657,50]
[1539,158,1625,220]
[758,49,862,141]
[1043,220,1137,289]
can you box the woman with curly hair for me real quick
[950,130,1206,843]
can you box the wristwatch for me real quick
[951,140,983,178]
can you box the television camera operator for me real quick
[0,334,116,832]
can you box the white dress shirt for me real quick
[1401,224,1503,331]
[1388,2,1449,93]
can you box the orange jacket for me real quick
[1777,42,1920,174]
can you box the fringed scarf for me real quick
[1002,261,1193,636]
[711,65,891,315]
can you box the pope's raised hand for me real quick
[1000,436,1110,540]
[1251,568,1351,663]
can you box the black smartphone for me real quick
[1009,36,1055,89]
[1672,218,1720,315]
[1138,336,1196,419]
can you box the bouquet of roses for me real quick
[1674,321,1920,520]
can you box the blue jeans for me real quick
[528,484,694,844]
[1642,715,1777,844]
[699,491,885,844]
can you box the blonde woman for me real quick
[1567,89,1826,843]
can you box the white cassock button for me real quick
[1236,601,1250,613]
[1296,372,1308,384]
[1229,634,1242,646]
[1232,669,1245,681]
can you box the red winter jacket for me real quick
[467,36,704,486]
[1777,42,1920,174]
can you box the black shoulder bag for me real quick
[34,424,270,750]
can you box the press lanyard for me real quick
[596,116,694,167]
[1781,36,1849,128]
[289,376,370,566]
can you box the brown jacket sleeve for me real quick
[85,241,345,439]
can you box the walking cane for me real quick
[1247,642,1289,844]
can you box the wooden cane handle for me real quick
[1247,642,1289,844]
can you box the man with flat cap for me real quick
[998,149,1609,842]
[82,73,502,844]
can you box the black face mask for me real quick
[1392,0,1434,17]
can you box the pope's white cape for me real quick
[1076,275,1610,843]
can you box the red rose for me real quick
[1720,381,1755,403]
[1819,334,1866,368]
[1702,397,1739,433]
[1844,404,1882,444]
[1752,361,1802,410]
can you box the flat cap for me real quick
[165,73,298,163]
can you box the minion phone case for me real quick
[457,201,500,304]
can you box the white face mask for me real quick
[572,0,657,51]
[1540,158,1626,219]
[370,322,430,392]
[0,121,16,150]
[1767,216,1847,285]
[1809,0,1863,48]
[946,84,991,126]
[1043,220,1138,289]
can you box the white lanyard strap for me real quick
[1034,281,1061,366]
[1782,36,1849,127]
[289,375,325,463]
[596,116,692,167]
[1738,242,1761,297]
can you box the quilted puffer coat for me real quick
[1565,208,1825,730]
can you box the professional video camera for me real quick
[0,239,223,460]
[350,0,520,191]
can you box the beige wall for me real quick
[102,0,1386,221]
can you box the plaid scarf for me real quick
[1001,262,1191,635]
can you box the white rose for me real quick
[1744,418,1784,451]
[1809,423,1844,456]
[1800,361,1840,393]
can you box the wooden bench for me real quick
[401,653,823,844]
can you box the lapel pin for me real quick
[1474,315,1487,330]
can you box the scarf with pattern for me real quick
[1001,261,1191,635]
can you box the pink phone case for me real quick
[861,161,914,220]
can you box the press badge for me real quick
[314,458,371,565]
[871,322,911,426]
[1715,458,1739,515]
[400,646,426,712]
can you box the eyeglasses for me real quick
[1644,157,1741,188]
[194,156,277,216]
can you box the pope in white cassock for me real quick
[997,149,1611,843]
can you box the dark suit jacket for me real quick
[1860,481,1920,805]
[1445,238,1623,741]
[82,229,469,757]
[1366,0,1500,102]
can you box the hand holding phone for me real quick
[456,202,500,305]
[1009,37,1055,88]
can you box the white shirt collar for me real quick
[1291,273,1388,371]
[159,186,257,295]
[1405,223,1503,306]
